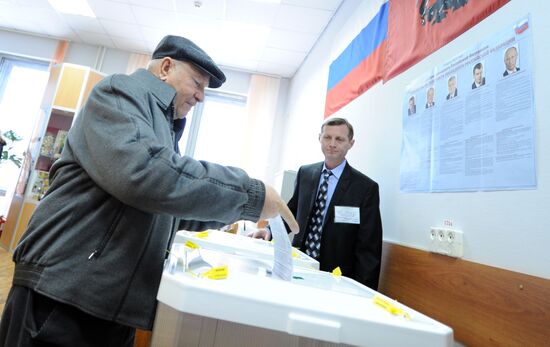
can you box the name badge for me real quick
[334,206,360,224]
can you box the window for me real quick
[0,56,49,215]
[179,91,248,168]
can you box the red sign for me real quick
[383,0,510,81]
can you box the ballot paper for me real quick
[268,215,293,281]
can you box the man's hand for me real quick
[247,228,271,240]
[259,185,299,235]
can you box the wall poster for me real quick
[400,16,535,192]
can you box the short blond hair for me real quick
[321,117,354,140]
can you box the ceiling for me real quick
[0,0,343,78]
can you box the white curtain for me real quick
[126,53,151,74]
[242,74,281,184]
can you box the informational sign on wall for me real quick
[400,16,535,193]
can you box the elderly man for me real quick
[425,87,435,108]
[446,75,458,100]
[0,35,298,346]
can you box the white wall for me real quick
[0,30,58,62]
[221,69,253,95]
[280,0,550,279]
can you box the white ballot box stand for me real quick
[151,245,453,347]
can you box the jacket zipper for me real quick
[88,206,125,260]
[170,105,176,145]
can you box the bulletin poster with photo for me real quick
[400,15,535,193]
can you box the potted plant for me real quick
[0,130,23,168]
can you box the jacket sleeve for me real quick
[177,219,226,232]
[354,181,383,290]
[66,74,265,225]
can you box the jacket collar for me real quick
[131,68,176,111]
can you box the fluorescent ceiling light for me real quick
[250,0,281,3]
[48,0,96,18]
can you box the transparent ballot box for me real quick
[151,245,453,347]
[175,229,319,270]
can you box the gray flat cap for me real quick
[152,35,226,88]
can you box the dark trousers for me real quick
[0,286,135,347]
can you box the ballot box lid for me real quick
[175,229,319,270]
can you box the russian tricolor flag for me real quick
[324,1,389,118]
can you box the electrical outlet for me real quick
[429,227,463,258]
[429,227,439,252]
[438,229,445,242]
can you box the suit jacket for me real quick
[446,89,458,100]
[471,78,485,89]
[288,162,382,290]
[503,67,520,76]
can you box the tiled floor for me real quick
[0,247,14,314]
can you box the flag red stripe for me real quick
[325,41,386,118]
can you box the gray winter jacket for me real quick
[12,68,265,329]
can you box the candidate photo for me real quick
[425,87,435,108]
[408,96,416,115]
[446,75,458,100]
[503,46,520,77]
[471,62,486,89]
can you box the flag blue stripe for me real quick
[327,2,389,91]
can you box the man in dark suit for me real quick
[425,87,435,108]
[288,118,382,290]
[408,96,416,116]
[503,46,520,76]
[446,75,458,99]
[471,62,486,89]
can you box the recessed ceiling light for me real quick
[47,0,96,18]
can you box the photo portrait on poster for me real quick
[446,75,458,99]
[502,45,520,77]
[425,87,435,108]
[408,95,417,115]
[471,62,486,89]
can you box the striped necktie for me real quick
[304,169,331,259]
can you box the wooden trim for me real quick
[378,242,550,346]
[0,195,23,250]
[12,202,37,249]
[52,40,69,65]
[134,329,152,347]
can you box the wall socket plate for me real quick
[429,227,463,258]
